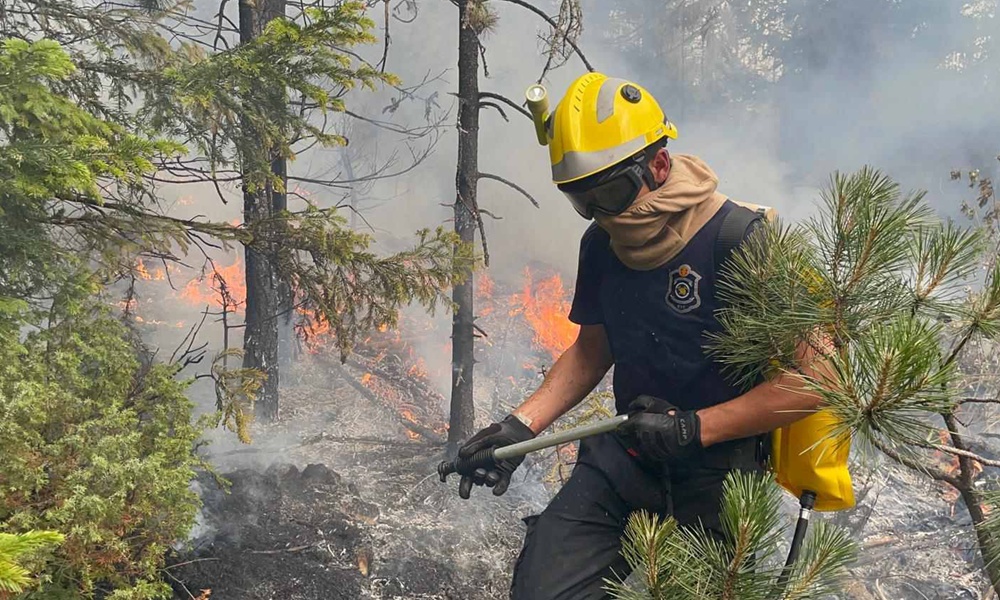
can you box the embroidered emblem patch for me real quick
[666,264,702,314]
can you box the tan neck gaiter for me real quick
[594,154,727,271]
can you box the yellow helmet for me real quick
[542,72,678,185]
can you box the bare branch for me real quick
[478,101,508,122]
[493,0,595,72]
[960,396,1000,404]
[377,0,391,72]
[456,190,490,267]
[478,172,540,208]
[923,443,1000,468]
[870,437,961,488]
[479,91,531,121]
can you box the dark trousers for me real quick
[510,432,761,600]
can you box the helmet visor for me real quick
[559,165,644,220]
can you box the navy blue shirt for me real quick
[569,200,751,414]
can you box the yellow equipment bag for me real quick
[770,411,855,511]
[732,201,855,512]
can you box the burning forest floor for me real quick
[167,355,996,600]
[168,356,548,600]
[157,269,999,600]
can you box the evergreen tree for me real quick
[0,531,64,595]
[0,18,468,598]
[1,0,475,427]
[706,167,1000,594]
[606,471,856,600]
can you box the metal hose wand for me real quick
[437,414,629,482]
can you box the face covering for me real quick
[594,154,727,270]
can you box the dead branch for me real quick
[248,544,316,555]
[479,91,532,121]
[478,101,509,122]
[494,0,595,72]
[478,172,540,208]
[926,443,1000,468]
[960,396,1000,404]
[332,362,446,444]
[455,189,490,267]
[871,437,961,488]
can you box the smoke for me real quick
[354,0,997,286]
[127,0,999,437]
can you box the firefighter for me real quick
[453,72,827,600]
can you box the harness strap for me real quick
[714,202,770,469]
[715,202,765,271]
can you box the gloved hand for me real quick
[456,414,535,499]
[619,395,702,462]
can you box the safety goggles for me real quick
[558,143,663,220]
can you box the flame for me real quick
[135,259,151,280]
[517,268,579,360]
[477,272,495,300]
[298,308,333,352]
[178,257,246,312]
[361,373,372,385]
[399,408,421,441]
[407,358,428,379]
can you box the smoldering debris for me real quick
[168,271,998,600]
[168,451,534,600]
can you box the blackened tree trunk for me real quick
[448,0,480,450]
[239,0,288,421]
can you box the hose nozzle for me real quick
[525,84,549,146]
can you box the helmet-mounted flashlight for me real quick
[525,84,549,146]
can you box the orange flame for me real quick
[178,258,246,313]
[407,358,428,379]
[517,268,579,360]
[135,259,152,280]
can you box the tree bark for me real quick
[447,0,480,451]
[239,0,288,422]
[960,486,1000,594]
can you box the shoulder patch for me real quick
[666,264,702,314]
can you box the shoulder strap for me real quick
[715,203,764,270]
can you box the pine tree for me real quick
[606,471,856,600]
[705,167,1000,594]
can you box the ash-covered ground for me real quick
[166,352,998,600]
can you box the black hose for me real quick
[776,490,817,590]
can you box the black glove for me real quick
[456,414,535,499]
[619,395,702,463]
